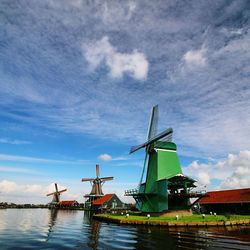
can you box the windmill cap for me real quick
[153,141,177,151]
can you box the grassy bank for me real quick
[93,213,250,227]
[96,214,250,222]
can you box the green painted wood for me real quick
[157,149,182,180]
[157,179,168,211]
[145,152,157,193]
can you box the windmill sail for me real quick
[46,183,67,203]
[130,105,173,154]
[96,164,100,177]
[47,191,56,196]
[82,178,95,182]
[130,127,173,154]
[147,105,158,140]
[58,189,67,194]
[82,164,114,199]
[100,176,114,181]
[159,132,172,142]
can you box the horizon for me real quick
[0,0,250,204]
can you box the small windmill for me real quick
[125,105,205,213]
[82,164,113,206]
[47,183,67,203]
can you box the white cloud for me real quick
[197,172,210,186]
[83,36,148,80]
[98,1,137,25]
[0,180,18,193]
[220,151,250,189]
[0,180,74,203]
[0,178,136,204]
[184,150,250,190]
[98,153,112,161]
[0,138,32,145]
[220,27,244,36]
[97,154,128,162]
[0,180,44,194]
[23,184,43,193]
[183,47,207,68]
[0,0,249,161]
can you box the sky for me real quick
[0,0,250,204]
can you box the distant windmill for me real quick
[82,164,113,206]
[47,183,67,203]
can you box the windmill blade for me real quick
[100,176,114,181]
[81,178,95,182]
[129,143,146,154]
[47,192,56,196]
[55,183,58,193]
[147,105,158,140]
[145,127,173,148]
[130,128,173,154]
[159,132,172,142]
[58,189,67,194]
[96,164,100,178]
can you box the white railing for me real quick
[124,189,139,195]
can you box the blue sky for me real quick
[0,0,250,204]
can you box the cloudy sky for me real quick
[0,0,249,204]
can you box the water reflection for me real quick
[132,226,250,250]
[46,209,58,241]
[87,219,101,249]
[0,209,249,249]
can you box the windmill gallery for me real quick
[46,105,207,216]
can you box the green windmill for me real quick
[125,105,205,213]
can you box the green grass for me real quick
[97,214,250,223]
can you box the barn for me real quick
[198,188,250,215]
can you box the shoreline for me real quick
[93,214,250,227]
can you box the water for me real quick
[0,209,249,249]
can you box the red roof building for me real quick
[59,200,78,206]
[91,194,124,210]
[198,188,250,214]
[92,194,113,205]
[199,188,250,204]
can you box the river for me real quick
[0,209,249,249]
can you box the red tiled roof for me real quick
[199,188,250,204]
[92,194,113,205]
[59,200,78,205]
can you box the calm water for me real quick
[0,209,249,249]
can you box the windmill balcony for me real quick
[168,190,207,198]
[125,189,139,196]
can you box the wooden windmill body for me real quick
[47,183,67,204]
[82,164,113,208]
